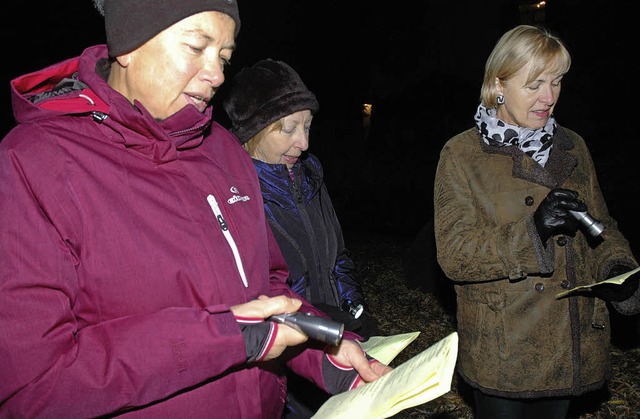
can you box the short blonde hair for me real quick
[480,25,571,108]
[242,119,284,157]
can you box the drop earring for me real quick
[497,95,505,105]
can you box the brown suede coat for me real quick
[434,126,638,398]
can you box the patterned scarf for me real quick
[474,104,556,167]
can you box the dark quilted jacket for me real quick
[253,154,364,309]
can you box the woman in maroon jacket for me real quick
[0,1,390,417]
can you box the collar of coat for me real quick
[480,126,577,189]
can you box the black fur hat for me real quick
[224,59,319,144]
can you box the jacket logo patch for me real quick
[228,186,250,205]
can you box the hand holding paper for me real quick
[313,332,458,419]
[556,266,640,299]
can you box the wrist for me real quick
[238,321,276,363]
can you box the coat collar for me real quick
[11,44,213,164]
[253,155,322,209]
[84,46,213,163]
[480,126,577,188]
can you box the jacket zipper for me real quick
[289,169,337,305]
[207,194,248,288]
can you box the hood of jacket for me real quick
[10,44,213,164]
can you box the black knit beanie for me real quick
[224,59,319,144]
[95,0,241,57]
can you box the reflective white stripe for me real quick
[207,194,248,287]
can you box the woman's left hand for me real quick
[327,340,393,386]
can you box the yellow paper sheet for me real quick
[556,266,640,298]
[312,332,458,419]
[359,331,420,365]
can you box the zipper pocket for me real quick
[207,194,248,287]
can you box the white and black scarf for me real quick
[474,104,556,167]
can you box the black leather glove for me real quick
[592,265,640,302]
[533,188,587,243]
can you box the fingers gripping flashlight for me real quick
[569,210,605,237]
[269,312,344,346]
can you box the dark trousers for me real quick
[473,389,571,419]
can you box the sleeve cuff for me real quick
[237,319,278,363]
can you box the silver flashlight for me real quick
[269,312,344,346]
[569,210,605,237]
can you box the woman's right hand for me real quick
[231,295,309,360]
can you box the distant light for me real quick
[519,1,546,13]
[362,103,372,118]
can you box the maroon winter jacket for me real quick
[0,45,337,418]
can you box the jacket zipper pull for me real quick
[288,168,303,204]
[207,194,248,287]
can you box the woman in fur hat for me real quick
[225,59,381,417]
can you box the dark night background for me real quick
[1,2,639,414]
[1,0,638,268]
